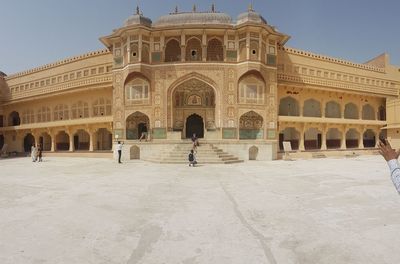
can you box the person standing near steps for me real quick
[117,141,124,164]
[378,139,400,194]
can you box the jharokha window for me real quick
[239,75,265,104]
[37,106,51,123]
[22,109,35,124]
[125,78,150,103]
[93,98,112,116]
[71,101,89,119]
[54,104,69,121]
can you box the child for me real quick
[188,149,197,167]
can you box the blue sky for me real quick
[0,0,399,74]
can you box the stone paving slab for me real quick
[0,156,400,264]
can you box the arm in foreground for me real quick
[378,140,400,194]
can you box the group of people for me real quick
[30,144,43,162]
[188,133,199,167]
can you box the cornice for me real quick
[279,46,385,73]
[6,49,111,80]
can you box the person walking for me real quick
[117,141,123,164]
[139,124,148,142]
[378,139,400,194]
[31,144,37,162]
[37,144,43,162]
[188,149,197,167]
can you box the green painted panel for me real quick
[267,129,276,139]
[226,50,237,61]
[239,129,264,139]
[152,52,162,62]
[152,128,167,139]
[267,54,276,66]
[222,128,237,139]
[113,129,124,140]
[126,129,138,140]
[114,57,123,66]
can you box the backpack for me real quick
[188,153,194,162]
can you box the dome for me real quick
[124,14,152,27]
[154,12,232,27]
[123,7,152,27]
[237,9,267,25]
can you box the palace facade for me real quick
[0,5,399,161]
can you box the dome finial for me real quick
[192,4,197,12]
[211,3,215,12]
[175,5,179,13]
[136,5,140,15]
[248,3,254,12]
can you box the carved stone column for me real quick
[321,125,327,150]
[358,127,365,149]
[341,126,347,149]
[299,124,305,151]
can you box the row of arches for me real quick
[165,37,224,62]
[279,127,384,151]
[7,98,112,126]
[21,128,112,152]
[279,97,386,120]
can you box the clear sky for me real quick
[0,0,399,74]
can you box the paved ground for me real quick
[1,156,400,264]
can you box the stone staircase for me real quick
[144,143,243,164]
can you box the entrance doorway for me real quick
[24,133,35,152]
[186,114,204,138]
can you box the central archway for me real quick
[126,112,150,140]
[186,114,204,138]
[169,75,217,137]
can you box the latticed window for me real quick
[54,104,69,121]
[22,109,35,124]
[93,98,112,116]
[207,38,224,61]
[165,39,181,62]
[71,101,89,119]
[239,75,265,104]
[37,106,51,123]
[125,78,150,103]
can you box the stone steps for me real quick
[145,143,243,164]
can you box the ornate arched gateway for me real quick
[170,78,216,139]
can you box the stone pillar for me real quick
[246,32,250,60]
[299,100,304,117]
[68,130,75,152]
[358,127,365,149]
[181,46,185,62]
[321,126,327,150]
[341,127,347,149]
[89,128,97,152]
[299,125,305,151]
[202,31,207,62]
[51,134,56,152]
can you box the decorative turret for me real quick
[237,4,267,25]
[124,5,152,27]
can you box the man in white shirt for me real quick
[117,141,123,164]
[378,139,400,194]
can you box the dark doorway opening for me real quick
[24,134,35,152]
[0,135,4,149]
[186,114,204,138]
[74,135,79,150]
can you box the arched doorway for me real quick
[279,127,300,150]
[96,128,112,150]
[304,128,322,150]
[346,129,359,149]
[74,129,90,150]
[249,146,259,160]
[186,114,204,138]
[39,132,52,151]
[279,97,300,116]
[56,131,70,151]
[126,112,150,140]
[23,133,35,152]
[130,145,140,160]
[8,111,20,126]
[326,128,342,149]
[170,78,216,137]
[363,129,376,148]
[0,134,4,150]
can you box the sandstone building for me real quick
[0,5,399,161]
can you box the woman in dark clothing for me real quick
[37,144,43,162]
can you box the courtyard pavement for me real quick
[1,156,400,264]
